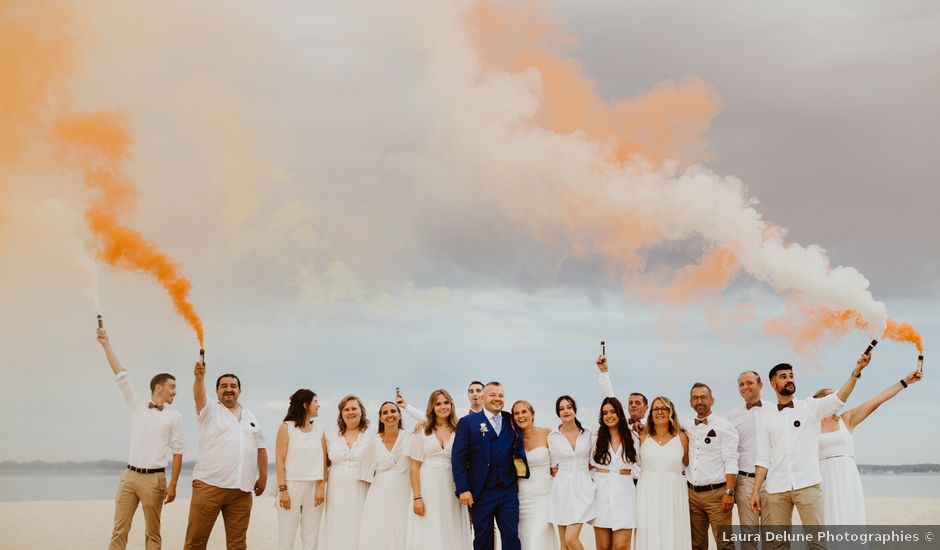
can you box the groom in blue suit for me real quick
[452,381,529,550]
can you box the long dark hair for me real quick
[337,395,369,434]
[593,397,637,465]
[283,389,316,428]
[555,395,584,433]
[377,401,403,434]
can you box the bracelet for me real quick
[414,496,423,501]
[278,485,288,492]
[900,378,909,389]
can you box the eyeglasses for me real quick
[651,407,671,413]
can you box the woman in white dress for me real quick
[275,389,327,550]
[407,389,472,550]
[814,368,924,524]
[635,396,690,550]
[358,401,412,550]
[590,397,638,550]
[512,399,558,550]
[548,395,595,550]
[322,395,374,550]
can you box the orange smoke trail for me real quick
[54,113,205,346]
[661,247,740,304]
[466,1,723,166]
[764,306,922,355]
[883,319,924,353]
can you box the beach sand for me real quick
[2,497,938,549]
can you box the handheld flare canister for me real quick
[918,355,924,372]
[864,339,878,355]
[199,348,205,365]
[97,315,103,329]
[601,340,606,356]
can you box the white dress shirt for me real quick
[115,372,184,469]
[686,413,739,486]
[755,393,843,494]
[727,399,772,475]
[193,399,267,492]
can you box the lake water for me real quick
[0,471,937,502]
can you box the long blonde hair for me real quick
[646,395,681,436]
[424,389,458,436]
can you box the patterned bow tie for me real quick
[694,418,708,426]
[777,402,794,411]
[148,402,164,411]
[746,402,763,410]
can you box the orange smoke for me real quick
[883,319,924,353]
[661,247,740,304]
[466,0,722,166]
[765,305,922,355]
[54,112,205,346]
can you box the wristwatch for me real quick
[725,488,736,496]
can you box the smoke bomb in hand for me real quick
[864,339,878,355]
[97,315,103,329]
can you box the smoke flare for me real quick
[53,113,205,346]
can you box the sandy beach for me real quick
[2,497,938,549]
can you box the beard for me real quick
[779,384,796,396]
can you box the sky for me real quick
[0,0,937,465]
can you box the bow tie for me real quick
[148,402,164,411]
[694,418,708,426]
[777,402,794,411]
[746,402,763,410]
[628,418,639,425]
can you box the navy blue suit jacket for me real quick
[452,410,528,499]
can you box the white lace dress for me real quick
[358,431,412,550]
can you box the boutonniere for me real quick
[480,423,489,436]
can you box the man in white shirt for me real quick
[726,370,772,549]
[750,354,870,547]
[184,361,268,550]
[97,328,184,550]
[397,380,485,421]
[686,383,739,550]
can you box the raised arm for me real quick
[193,361,207,414]
[596,355,614,398]
[842,369,924,431]
[836,352,871,403]
[395,390,427,423]
[96,328,125,375]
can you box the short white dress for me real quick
[358,431,412,550]
[547,428,595,525]
[590,434,639,530]
[819,417,866,524]
[406,431,472,550]
[321,426,374,550]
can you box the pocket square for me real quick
[707,429,717,437]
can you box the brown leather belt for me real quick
[595,467,632,476]
[687,482,725,492]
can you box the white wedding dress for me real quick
[518,446,557,549]
[819,417,866,524]
[321,427,373,550]
[635,436,691,550]
[406,431,472,550]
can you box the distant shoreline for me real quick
[2,460,939,475]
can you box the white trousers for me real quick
[277,480,323,550]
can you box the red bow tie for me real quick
[694,418,708,426]
[746,402,763,410]
[148,402,164,411]
[777,402,794,411]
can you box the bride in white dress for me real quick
[814,369,923,524]
[407,389,472,550]
[635,396,690,550]
[322,395,375,550]
[358,402,412,550]
[511,400,558,550]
